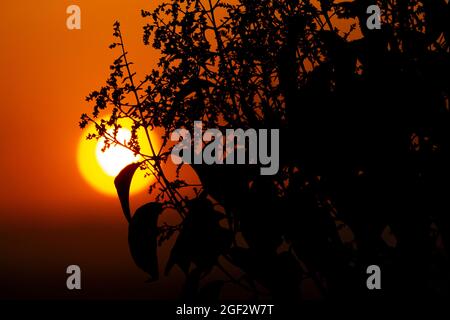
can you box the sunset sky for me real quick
[0,0,187,299]
[0,0,445,308]
[0,0,359,300]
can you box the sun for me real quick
[77,118,157,196]
[95,128,140,177]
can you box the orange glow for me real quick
[96,128,140,177]
[77,118,158,196]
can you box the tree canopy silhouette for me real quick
[80,0,450,301]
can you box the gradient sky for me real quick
[0,0,189,299]
[0,0,354,300]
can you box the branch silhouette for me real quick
[81,0,450,301]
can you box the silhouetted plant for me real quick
[81,0,450,301]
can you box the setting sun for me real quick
[96,128,140,177]
[77,118,157,196]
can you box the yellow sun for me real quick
[77,117,157,196]
[95,128,139,177]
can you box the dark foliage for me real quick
[81,0,450,301]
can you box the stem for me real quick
[86,115,156,160]
[204,0,251,126]
[117,28,187,217]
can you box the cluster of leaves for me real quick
[81,0,450,301]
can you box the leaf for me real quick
[128,202,163,281]
[180,268,202,301]
[165,196,232,275]
[335,1,362,19]
[164,230,192,275]
[239,176,283,252]
[191,160,257,213]
[114,162,141,223]
[172,78,214,109]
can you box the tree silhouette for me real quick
[80,0,450,301]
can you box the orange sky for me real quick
[0,1,161,218]
[0,0,354,219]
[0,0,188,299]
[0,0,355,299]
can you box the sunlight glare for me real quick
[77,117,158,196]
[96,128,139,177]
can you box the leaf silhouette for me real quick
[128,202,163,281]
[191,159,257,213]
[335,1,356,17]
[180,268,202,301]
[165,195,232,275]
[114,162,141,223]
[172,78,214,112]
[83,1,450,301]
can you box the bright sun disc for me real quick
[77,118,157,196]
[96,128,139,177]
